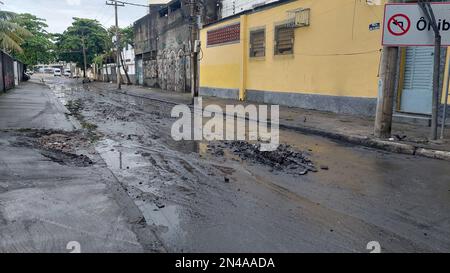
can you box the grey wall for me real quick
[246,90,377,116]
[133,0,219,93]
[200,87,240,100]
[200,87,377,116]
[134,1,192,92]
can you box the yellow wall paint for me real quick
[200,18,242,90]
[200,0,386,99]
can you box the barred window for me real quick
[249,29,265,58]
[274,26,294,55]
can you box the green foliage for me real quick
[14,13,48,34]
[0,11,32,53]
[12,13,55,65]
[93,24,134,65]
[56,18,109,68]
[121,25,134,48]
[107,25,134,48]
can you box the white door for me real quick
[136,58,143,85]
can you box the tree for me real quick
[0,10,32,52]
[121,25,134,48]
[12,13,55,65]
[56,18,109,69]
[107,25,134,48]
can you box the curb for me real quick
[415,148,450,161]
[279,123,415,154]
[280,123,450,161]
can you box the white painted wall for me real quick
[121,45,135,75]
[221,0,281,18]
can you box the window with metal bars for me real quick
[274,26,294,55]
[249,29,266,58]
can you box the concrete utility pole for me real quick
[418,0,441,140]
[115,2,121,90]
[81,33,88,79]
[189,0,200,101]
[106,0,125,90]
[374,0,401,139]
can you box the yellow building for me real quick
[199,0,450,117]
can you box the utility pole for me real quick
[418,0,441,140]
[374,1,400,139]
[106,0,125,90]
[189,0,200,102]
[81,33,87,79]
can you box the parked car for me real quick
[53,68,62,77]
[64,69,71,77]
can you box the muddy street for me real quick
[28,76,450,253]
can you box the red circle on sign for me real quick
[387,14,411,36]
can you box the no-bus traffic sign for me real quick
[383,3,450,46]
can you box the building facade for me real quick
[120,44,136,84]
[199,0,450,117]
[220,0,281,18]
[134,0,219,92]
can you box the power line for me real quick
[108,0,149,8]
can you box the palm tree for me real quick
[0,10,31,52]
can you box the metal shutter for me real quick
[401,47,438,115]
[275,27,294,55]
[250,30,265,57]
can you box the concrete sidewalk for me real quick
[0,81,76,131]
[89,81,450,161]
[0,82,159,252]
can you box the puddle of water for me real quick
[136,201,186,251]
[96,138,146,170]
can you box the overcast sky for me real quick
[2,0,170,33]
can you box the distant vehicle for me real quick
[64,69,71,77]
[54,68,62,77]
[26,70,34,75]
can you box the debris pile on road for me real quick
[210,141,317,175]
[35,131,94,166]
[37,133,77,153]
[40,149,93,167]
[94,103,144,122]
[65,99,83,117]
[10,130,95,167]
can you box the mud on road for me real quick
[8,129,94,167]
[43,77,450,253]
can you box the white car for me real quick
[64,69,71,77]
[53,69,62,77]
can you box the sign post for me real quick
[382,2,450,46]
[418,0,441,141]
[382,2,450,140]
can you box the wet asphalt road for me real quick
[45,76,450,253]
